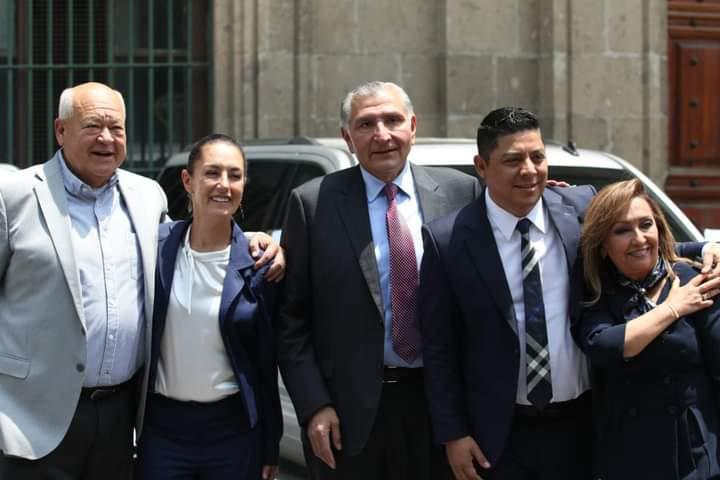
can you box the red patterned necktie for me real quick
[385,183,420,362]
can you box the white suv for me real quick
[157,137,704,468]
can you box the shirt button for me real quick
[76,363,85,373]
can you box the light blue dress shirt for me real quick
[59,153,145,387]
[360,162,423,368]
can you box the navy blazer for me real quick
[419,186,596,464]
[148,220,282,464]
[419,185,708,466]
[579,262,720,478]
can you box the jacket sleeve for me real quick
[419,222,471,443]
[277,189,332,425]
[676,242,706,260]
[253,270,283,465]
[578,296,628,368]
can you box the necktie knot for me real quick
[517,218,531,235]
[384,183,399,202]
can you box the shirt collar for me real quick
[58,150,119,200]
[360,161,416,203]
[484,188,546,240]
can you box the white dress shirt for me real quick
[155,227,239,402]
[485,190,590,404]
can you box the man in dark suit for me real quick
[419,107,717,480]
[278,81,480,479]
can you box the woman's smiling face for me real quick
[602,196,660,281]
[182,141,246,220]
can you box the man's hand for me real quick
[701,242,720,275]
[248,232,286,282]
[307,406,342,469]
[446,436,490,480]
[261,465,279,480]
[546,179,570,188]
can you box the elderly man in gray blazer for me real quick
[0,82,281,479]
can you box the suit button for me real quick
[628,408,637,417]
[663,377,671,384]
[76,363,85,373]
[667,406,677,414]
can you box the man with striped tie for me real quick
[417,106,715,480]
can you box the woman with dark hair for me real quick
[136,134,281,480]
[579,179,720,479]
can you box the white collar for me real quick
[484,189,546,240]
[360,161,416,203]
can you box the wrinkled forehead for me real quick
[72,88,125,121]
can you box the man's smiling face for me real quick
[54,83,127,188]
[474,129,548,217]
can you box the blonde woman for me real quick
[579,179,720,479]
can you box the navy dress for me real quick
[580,262,720,480]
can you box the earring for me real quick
[186,193,193,215]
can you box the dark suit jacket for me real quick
[278,163,480,455]
[147,220,282,464]
[419,186,595,464]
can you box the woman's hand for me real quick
[262,465,279,480]
[663,274,720,318]
[624,273,720,358]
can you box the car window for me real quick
[157,160,325,232]
[243,161,325,232]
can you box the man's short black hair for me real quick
[476,107,540,161]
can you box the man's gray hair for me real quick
[340,81,414,128]
[58,85,126,120]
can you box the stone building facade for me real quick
[213,0,667,182]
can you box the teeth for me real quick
[211,197,230,203]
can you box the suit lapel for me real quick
[412,164,449,223]
[336,167,384,319]
[155,221,186,322]
[462,195,518,334]
[33,154,86,328]
[544,189,581,272]
[219,223,255,324]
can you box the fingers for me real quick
[263,248,286,282]
[308,408,340,469]
[309,424,336,469]
[446,437,487,480]
[261,465,278,480]
[470,443,491,470]
[701,288,719,302]
[701,246,720,274]
[330,419,343,451]
[253,241,278,268]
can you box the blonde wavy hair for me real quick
[581,179,677,305]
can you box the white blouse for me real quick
[155,227,240,402]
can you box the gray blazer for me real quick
[0,151,167,460]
